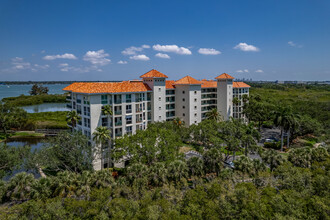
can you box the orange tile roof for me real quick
[63,81,152,94]
[201,80,217,88]
[166,80,175,89]
[174,76,201,85]
[215,73,235,79]
[233,82,251,88]
[140,69,168,78]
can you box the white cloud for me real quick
[129,54,150,61]
[117,60,128,64]
[43,53,77,60]
[11,57,31,70]
[244,69,249,73]
[122,45,150,55]
[152,44,192,55]
[234,43,260,52]
[236,70,244,73]
[34,64,49,69]
[288,41,303,48]
[255,69,264,73]
[198,48,221,55]
[59,63,69,67]
[155,53,170,59]
[83,49,111,66]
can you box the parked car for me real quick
[224,161,235,169]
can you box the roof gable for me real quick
[140,69,168,78]
[233,82,251,88]
[174,76,201,85]
[215,73,234,79]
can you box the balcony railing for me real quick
[115,121,122,126]
[66,104,72,109]
[77,110,82,114]
[115,132,122,137]
[114,100,122,104]
[66,95,72,100]
[135,98,143,102]
[136,119,142,123]
[136,108,142,113]
[115,110,122,115]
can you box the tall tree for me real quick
[93,126,112,168]
[33,131,93,173]
[0,103,28,136]
[206,108,222,122]
[261,149,284,171]
[235,156,253,181]
[66,110,81,131]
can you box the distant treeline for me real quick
[0,81,120,85]
[248,82,330,91]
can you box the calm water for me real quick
[0,84,70,100]
[22,103,68,113]
[5,137,46,151]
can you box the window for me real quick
[159,97,161,101]
[83,106,90,116]
[136,103,143,112]
[84,118,90,128]
[159,106,161,110]
[126,115,132,124]
[126,105,132,114]
[182,91,185,94]
[183,113,185,116]
[101,95,108,104]
[194,91,197,94]
[182,98,185,102]
[195,121,197,124]
[194,98,197,102]
[194,106,197,110]
[102,117,108,126]
[159,116,161,120]
[158,88,161,92]
[126,126,132,134]
[126,94,131,103]
[183,106,185,109]
[136,114,143,123]
[194,113,197,117]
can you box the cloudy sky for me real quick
[0,0,329,81]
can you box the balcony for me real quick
[77,99,82,104]
[147,106,151,111]
[115,121,122,126]
[77,110,82,114]
[135,98,142,102]
[66,103,72,109]
[114,100,122,104]
[66,95,72,101]
[136,108,142,113]
[115,132,122,137]
[136,119,142,123]
[166,105,175,110]
[115,110,122,115]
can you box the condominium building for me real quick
[63,69,250,169]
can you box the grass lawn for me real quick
[27,111,69,129]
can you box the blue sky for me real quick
[0,0,329,81]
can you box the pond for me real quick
[5,137,46,150]
[22,103,68,113]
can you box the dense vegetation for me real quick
[1,94,67,107]
[0,83,329,219]
[0,119,329,219]
[27,111,69,129]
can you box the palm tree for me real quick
[187,157,204,177]
[92,169,116,188]
[203,148,223,175]
[235,156,253,181]
[261,149,284,171]
[252,159,266,176]
[53,171,79,198]
[126,163,149,189]
[232,97,240,106]
[168,160,188,185]
[242,94,249,104]
[273,106,300,151]
[206,108,222,122]
[6,172,36,201]
[102,104,113,127]
[288,147,312,168]
[66,110,81,131]
[148,162,168,187]
[93,126,112,169]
